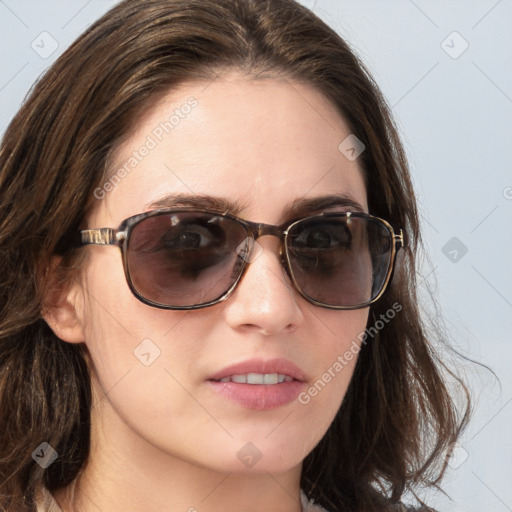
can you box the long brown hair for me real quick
[0,0,470,510]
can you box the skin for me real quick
[45,71,369,512]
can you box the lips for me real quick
[207,358,307,410]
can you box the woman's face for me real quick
[61,72,369,477]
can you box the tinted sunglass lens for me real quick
[126,212,248,307]
[286,215,392,307]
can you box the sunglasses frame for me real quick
[78,208,404,311]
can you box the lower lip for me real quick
[208,380,306,410]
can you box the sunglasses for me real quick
[76,208,404,310]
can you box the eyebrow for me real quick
[291,194,366,215]
[146,193,366,219]
[146,194,247,213]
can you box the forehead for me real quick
[91,72,367,226]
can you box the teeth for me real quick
[248,373,264,384]
[217,373,293,384]
[263,373,278,384]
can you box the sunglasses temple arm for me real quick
[394,229,405,251]
[79,228,118,246]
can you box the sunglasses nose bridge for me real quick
[251,221,284,237]
[236,223,292,296]
[249,222,287,255]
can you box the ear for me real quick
[42,256,86,344]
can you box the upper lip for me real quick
[208,358,307,382]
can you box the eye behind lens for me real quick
[285,215,394,308]
[125,211,250,308]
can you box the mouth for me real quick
[213,373,294,384]
[207,358,307,410]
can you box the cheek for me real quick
[309,308,369,373]
[80,263,210,450]
[297,308,368,431]
[78,252,202,390]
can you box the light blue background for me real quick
[1,1,511,510]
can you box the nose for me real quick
[223,237,304,336]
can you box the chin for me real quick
[188,438,309,476]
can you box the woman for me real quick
[0,0,469,511]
